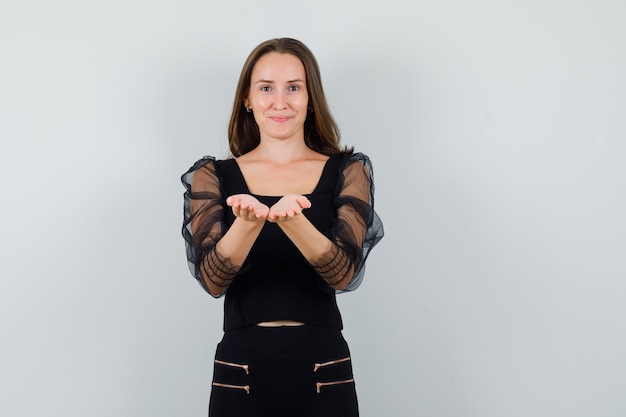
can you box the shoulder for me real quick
[182,155,215,174]
[181,155,235,190]
[336,151,375,177]
[328,152,376,197]
[335,151,372,166]
[182,155,237,176]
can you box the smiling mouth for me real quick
[271,117,290,122]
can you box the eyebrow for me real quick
[254,79,305,85]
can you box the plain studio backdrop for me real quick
[1,1,625,416]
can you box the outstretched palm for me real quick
[226,194,270,221]
[268,194,311,222]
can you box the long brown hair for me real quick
[227,38,352,157]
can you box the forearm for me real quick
[217,217,265,265]
[277,216,355,290]
[277,215,330,258]
[200,218,265,296]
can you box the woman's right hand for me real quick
[226,194,270,221]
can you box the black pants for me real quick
[208,324,359,417]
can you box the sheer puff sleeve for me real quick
[181,156,243,297]
[311,152,384,293]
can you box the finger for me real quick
[245,211,256,221]
[296,195,311,209]
[269,211,281,221]
[251,208,262,219]
[227,195,242,207]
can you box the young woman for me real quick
[181,37,383,417]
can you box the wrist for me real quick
[232,216,266,230]
[274,213,307,229]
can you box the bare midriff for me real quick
[256,320,305,327]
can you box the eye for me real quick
[288,85,300,92]
[260,85,271,92]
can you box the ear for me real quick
[243,98,250,108]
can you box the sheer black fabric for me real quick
[181,152,383,312]
[181,157,248,295]
[320,152,384,292]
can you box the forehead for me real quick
[251,52,306,81]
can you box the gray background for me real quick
[1,1,625,416]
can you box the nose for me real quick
[273,90,287,110]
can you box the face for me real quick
[244,52,309,143]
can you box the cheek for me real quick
[295,96,309,110]
[260,96,278,109]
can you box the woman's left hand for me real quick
[267,194,311,222]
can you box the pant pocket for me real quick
[308,341,359,416]
[211,343,252,395]
[211,381,251,394]
[209,342,260,417]
[311,341,355,394]
[315,378,355,393]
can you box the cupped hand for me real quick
[226,194,270,221]
[267,194,311,222]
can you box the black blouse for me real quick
[181,152,384,331]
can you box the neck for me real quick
[253,136,313,164]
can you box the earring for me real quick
[246,107,252,113]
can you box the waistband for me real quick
[221,323,345,353]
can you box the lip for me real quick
[270,116,291,123]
